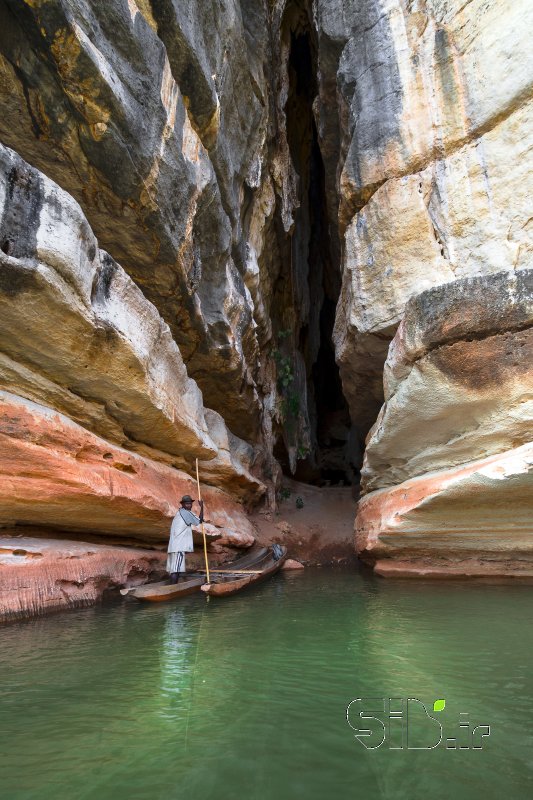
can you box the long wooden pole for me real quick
[195,458,210,583]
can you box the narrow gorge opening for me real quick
[273,3,356,491]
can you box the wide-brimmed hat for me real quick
[180,495,194,503]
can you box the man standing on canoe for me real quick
[167,495,204,583]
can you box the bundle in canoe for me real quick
[121,546,269,602]
[201,545,287,597]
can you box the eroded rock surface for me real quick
[330,0,533,438]
[364,270,533,492]
[357,272,533,575]
[0,0,268,439]
[0,0,532,597]
[321,1,533,575]
[0,536,165,622]
[0,391,257,540]
[356,444,533,578]
[0,144,264,502]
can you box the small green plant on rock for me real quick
[276,485,291,504]
[296,496,304,509]
[272,333,308,461]
[277,358,293,390]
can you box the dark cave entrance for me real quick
[273,6,357,490]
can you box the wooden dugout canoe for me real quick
[200,545,287,597]
[123,546,269,602]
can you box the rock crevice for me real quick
[0,0,532,598]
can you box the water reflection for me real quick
[1,572,533,799]
[159,608,195,704]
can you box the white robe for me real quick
[166,508,200,573]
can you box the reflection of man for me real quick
[167,495,204,583]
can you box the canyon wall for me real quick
[0,0,280,617]
[0,0,532,616]
[328,0,533,575]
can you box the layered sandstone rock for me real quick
[320,1,533,575]
[0,1,282,621]
[0,0,532,594]
[0,143,264,502]
[356,271,533,575]
[329,0,533,436]
[0,392,257,541]
[0,0,270,440]
[356,444,533,578]
[0,536,166,622]
[364,270,533,492]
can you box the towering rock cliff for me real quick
[326,0,533,576]
[0,0,531,614]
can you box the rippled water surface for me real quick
[2,569,533,799]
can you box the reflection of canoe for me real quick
[200,546,287,597]
[123,546,268,603]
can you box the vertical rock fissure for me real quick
[273,2,356,490]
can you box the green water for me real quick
[1,569,533,800]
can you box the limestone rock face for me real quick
[320,0,533,575]
[0,144,264,502]
[329,0,533,435]
[0,536,166,622]
[356,271,533,575]
[0,392,257,540]
[356,444,533,578]
[364,270,533,492]
[0,144,214,460]
[0,0,532,591]
[0,0,269,440]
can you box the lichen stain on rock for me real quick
[0,255,40,297]
[1,164,44,259]
[90,252,118,304]
[50,27,82,83]
[430,328,533,391]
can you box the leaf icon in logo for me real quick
[433,699,446,712]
